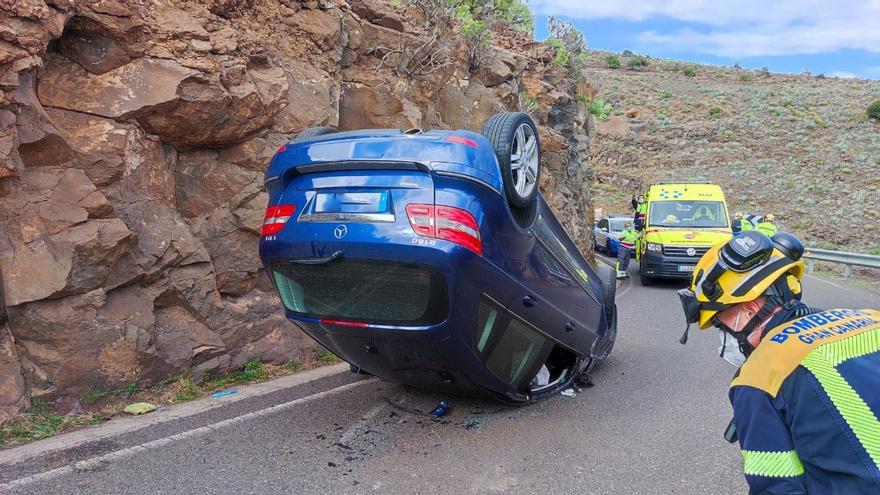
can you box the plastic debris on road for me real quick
[530,365,551,387]
[560,388,576,397]
[211,390,238,398]
[123,402,157,415]
[430,401,449,418]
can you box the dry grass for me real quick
[0,353,341,449]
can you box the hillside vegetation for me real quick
[585,51,880,252]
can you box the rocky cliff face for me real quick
[0,0,593,418]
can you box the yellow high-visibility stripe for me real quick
[742,450,804,478]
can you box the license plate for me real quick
[678,265,695,272]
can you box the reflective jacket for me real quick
[729,308,880,494]
[739,219,754,232]
[755,221,777,236]
[618,228,638,249]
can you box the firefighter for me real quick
[677,231,880,493]
[755,213,777,236]
[631,194,647,229]
[616,221,638,279]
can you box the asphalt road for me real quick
[3,259,879,495]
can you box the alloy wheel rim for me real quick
[509,123,538,199]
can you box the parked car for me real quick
[259,112,617,404]
[593,216,633,256]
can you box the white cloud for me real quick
[530,0,880,58]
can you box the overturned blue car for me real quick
[259,112,617,404]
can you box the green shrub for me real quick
[545,38,569,66]
[622,49,633,56]
[867,100,880,121]
[682,66,696,77]
[626,55,648,69]
[456,5,493,71]
[493,0,534,33]
[604,54,621,69]
[738,74,752,82]
[709,106,723,117]
[589,98,612,120]
[546,17,586,75]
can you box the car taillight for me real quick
[262,204,295,236]
[406,203,482,255]
[445,135,478,148]
[320,318,369,328]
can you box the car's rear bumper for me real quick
[641,251,698,279]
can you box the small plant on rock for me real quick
[519,90,538,113]
[545,38,569,66]
[682,66,696,77]
[493,0,534,34]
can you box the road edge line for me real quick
[0,363,350,467]
[0,379,373,491]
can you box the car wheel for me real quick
[595,265,618,360]
[639,263,654,286]
[481,112,541,209]
[293,126,337,142]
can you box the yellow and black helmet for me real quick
[678,231,806,331]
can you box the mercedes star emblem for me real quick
[334,224,348,239]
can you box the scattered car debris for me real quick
[560,388,576,397]
[211,390,238,398]
[430,401,450,418]
[123,402,157,415]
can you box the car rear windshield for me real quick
[271,259,448,325]
[649,200,728,228]
[609,219,628,231]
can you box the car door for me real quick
[597,218,609,246]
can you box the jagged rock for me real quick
[132,62,289,149]
[38,54,197,119]
[437,79,501,131]
[0,168,137,306]
[57,28,131,74]
[153,304,226,370]
[45,108,129,187]
[351,0,405,31]
[175,150,261,218]
[274,65,339,133]
[6,289,139,394]
[284,7,342,51]
[0,323,28,420]
[116,202,211,278]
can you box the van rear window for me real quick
[271,259,448,325]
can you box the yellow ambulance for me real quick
[635,181,732,285]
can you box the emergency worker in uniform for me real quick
[616,221,638,279]
[733,212,752,234]
[631,194,647,228]
[677,231,880,494]
[755,213,778,236]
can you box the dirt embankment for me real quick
[585,51,880,251]
[0,0,594,418]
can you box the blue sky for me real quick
[529,0,880,79]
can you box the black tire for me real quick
[639,263,654,286]
[481,112,541,209]
[293,126,337,142]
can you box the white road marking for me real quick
[805,273,852,292]
[0,379,374,491]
